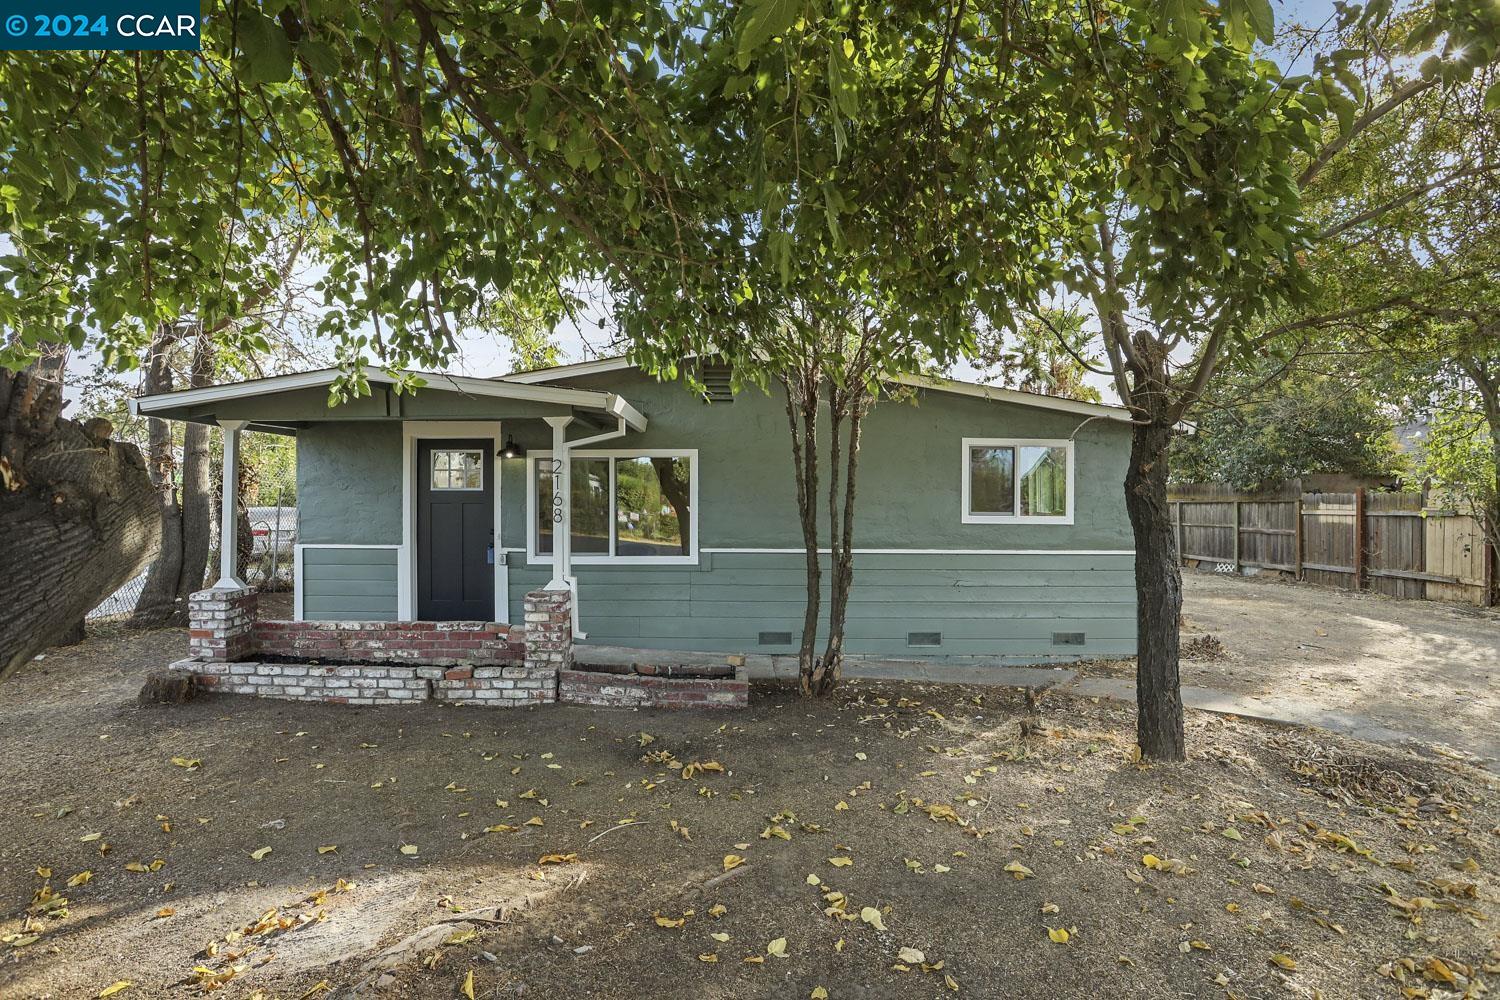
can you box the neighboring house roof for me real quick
[129,366,648,432]
[499,355,1132,422]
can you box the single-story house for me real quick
[132,357,1137,706]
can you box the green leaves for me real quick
[737,0,803,60]
[1223,0,1275,48]
[235,11,293,85]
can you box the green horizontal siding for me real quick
[508,550,1136,661]
[301,547,398,620]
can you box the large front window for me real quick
[531,451,696,563]
[961,438,1073,524]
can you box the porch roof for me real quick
[128,367,648,436]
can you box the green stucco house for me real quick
[133,357,1137,668]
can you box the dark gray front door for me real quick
[417,439,494,621]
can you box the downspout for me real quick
[553,415,630,639]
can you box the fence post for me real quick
[1354,488,1367,592]
[1485,527,1496,608]
[1294,496,1304,580]
[1231,499,1241,574]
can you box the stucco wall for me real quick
[297,423,403,545]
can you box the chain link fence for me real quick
[89,431,296,620]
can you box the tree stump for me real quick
[138,669,201,705]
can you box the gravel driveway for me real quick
[1172,572,1499,763]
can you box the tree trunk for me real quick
[1125,411,1187,761]
[807,392,866,696]
[0,368,161,679]
[783,375,823,693]
[130,327,185,626]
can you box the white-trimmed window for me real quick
[961,438,1074,524]
[431,449,484,490]
[527,450,698,564]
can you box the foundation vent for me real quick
[1052,632,1086,646]
[907,631,942,647]
[758,631,793,646]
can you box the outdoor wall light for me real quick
[498,437,527,460]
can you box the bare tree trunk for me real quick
[783,374,823,692]
[130,326,184,626]
[1125,400,1186,761]
[0,368,160,679]
[178,336,213,602]
[133,328,217,626]
[807,389,867,696]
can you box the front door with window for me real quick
[417,439,494,621]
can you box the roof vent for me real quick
[907,631,942,647]
[701,363,734,403]
[758,631,792,646]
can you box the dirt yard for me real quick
[1177,573,1498,761]
[2,626,1496,1000]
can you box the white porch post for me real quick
[215,419,249,589]
[543,416,574,591]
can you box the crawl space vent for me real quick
[906,631,942,647]
[1052,632,1086,646]
[758,631,792,646]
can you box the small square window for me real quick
[432,449,483,490]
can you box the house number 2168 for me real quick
[548,458,564,524]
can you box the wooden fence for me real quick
[1169,490,1495,607]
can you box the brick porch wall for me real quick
[188,587,257,661]
[177,588,572,708]
[251,620,524,667]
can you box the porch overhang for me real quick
[127,367,648,434]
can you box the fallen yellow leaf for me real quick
[767,937,788,957]
[98,983,132,998]
[1047,927,1070,944]
[859,907,887,932]
[250,847,272,861]
[461,969,475,999]
[723,854,746,872]
[828,857,853,868]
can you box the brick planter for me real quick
[558,661,750,710]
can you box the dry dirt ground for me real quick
[1,626,1497,1000]
[1078,573,1500,766]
